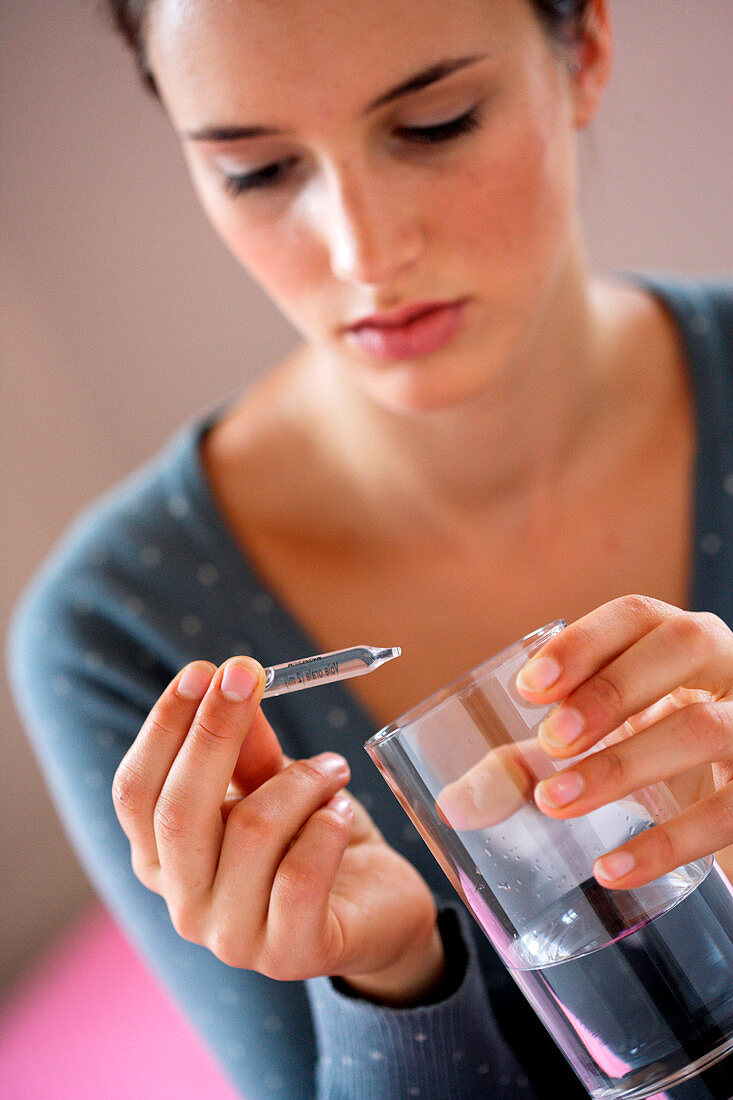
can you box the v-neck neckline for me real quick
[175,396,384,751]
[171,272,721,747]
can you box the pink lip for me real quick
[344,299,469,361]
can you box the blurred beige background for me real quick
[2,1,731,1000]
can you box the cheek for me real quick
[230,223,316,305]
[446,102,577,276]
[220,210,319,305]
[186,165,325,319]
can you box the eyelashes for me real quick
[393,103,483,144]
[223,155,300,196]
[222,104,483,196]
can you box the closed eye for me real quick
[395,104,483,144]
[221,105,483,196]
[223,155,300,196]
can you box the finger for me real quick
[112,661,216,884]
[154,656,265,895]
[618,687,709,742]
[515,594,671,700]
[213,753,351,937]
[592,785,733,890]
[534,700,733,818]
[533,611,732,759]
[267,792,354,978]
[231,705,284,794]
[222,747,296,822]
[436,740,551,830]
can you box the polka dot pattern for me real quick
[327,706,348,729]
[51,675,71,697]
[197,563,219,586]
[14,279,731,1100]
[690,311,712,335]
[140,545,162,567]
[253,593,274,614]
[217,986,240,1006]
[82,768,105,789]
[701,532,722,555]
[167,494,190,519]
[180,614,202,636]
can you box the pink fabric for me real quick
[0,904,240,1100]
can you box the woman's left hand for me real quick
[437,596,733,890]
[517,595,733,888]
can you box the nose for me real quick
[317,159,426,287]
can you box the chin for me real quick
[356,361,499,418]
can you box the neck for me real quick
[291,264,623,545]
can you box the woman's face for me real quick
[146,0,606,412]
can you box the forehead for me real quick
[146,0,533,129]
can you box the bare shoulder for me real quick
[591,274,689,386]
[585,275,693,466]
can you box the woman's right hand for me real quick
[112,656,443,1005]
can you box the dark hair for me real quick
[103,0,592,96]
[531,0,592,40]
[103,0,156,94]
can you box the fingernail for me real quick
[435,783,475,830]
[517,656,561,693]
[595,851,636,882]
[220,658,261,702]
[327,792,353,819]
[435,787,462,827]
[312,752,350,778]
[535,771,584,808]
[540,705,584,747]
[177,663,213,700]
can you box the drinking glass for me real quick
[365,621,733,1099]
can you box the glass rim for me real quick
[364,618,566,752]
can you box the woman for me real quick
[8,1,733,1097]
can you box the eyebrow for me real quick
[185,54,487,142]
